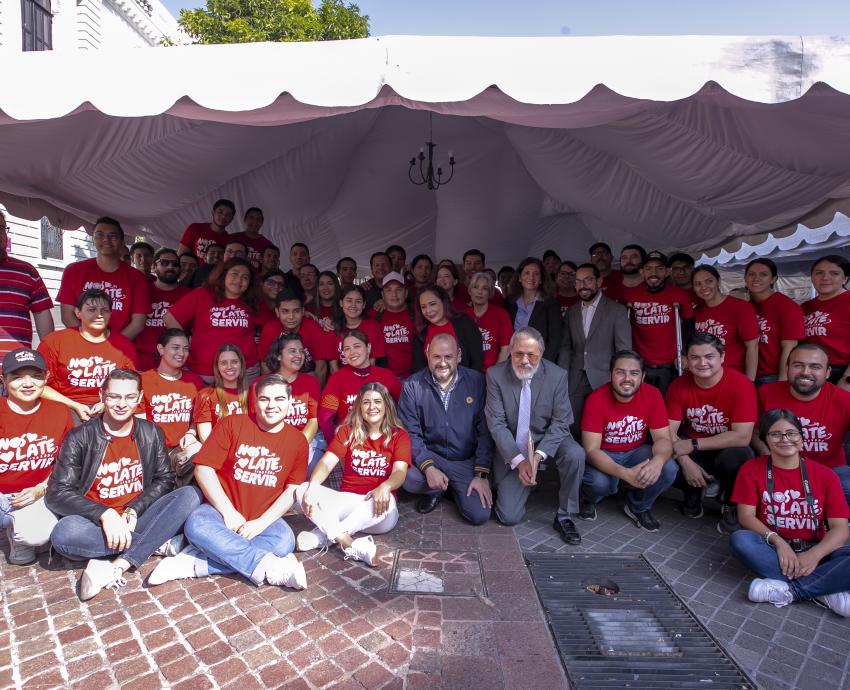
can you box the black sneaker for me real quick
[681,490,704,519]
[717,504,740,535]
[577,496,597,521]
[624,504,660,532]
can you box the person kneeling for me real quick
[150,374,309,589]
[730,409,850,617]
[295,383,410,566]
[47,369,200,601]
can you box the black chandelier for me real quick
[408,112,455,190]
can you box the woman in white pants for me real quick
[296,382,410,566]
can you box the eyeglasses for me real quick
[93,231,122,241]
[265,280,285,289]
[767,430,802,442]
[104,393,141,404]
[157,259,180,267]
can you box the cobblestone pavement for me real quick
[0,494,567,690]
[515,467,850,690]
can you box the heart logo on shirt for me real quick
[0,452,13,463]
[236,457,250,468]
[789,489,802,499]
[99,475,113,488]
[70,369,84,378]
[26,433,38,442]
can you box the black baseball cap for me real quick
[643,251,668,267]
[2,348,47,375]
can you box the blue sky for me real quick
[162,0,850,36]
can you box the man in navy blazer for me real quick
[398,334,493,524]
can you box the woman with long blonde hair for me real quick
[295,383,410,566]
[194,344,249,442]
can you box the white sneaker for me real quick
[748,578,793,608]
[148,546,204,586]
[5,527,36,566]
[264,553,307,590]
[80,559,127,601]
[815,591,850,617]
[296,528,331,552]
[154,534,186,557]
[704,479,722,499]
[343,535,376,567]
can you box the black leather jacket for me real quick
[46,415,174,523]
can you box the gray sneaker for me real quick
[6,527,36,566]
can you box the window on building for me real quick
[21,0,52,52]
[40,217,62,260]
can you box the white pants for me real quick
[0,494,57,547]
[294,482,398,542]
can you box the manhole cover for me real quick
[525,553,755,689]
[388,549,487,597]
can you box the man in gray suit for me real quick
[486,327,585,544]
[558,263,632,432]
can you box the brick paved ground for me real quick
[0,494,568,690]
[516,467,850,690]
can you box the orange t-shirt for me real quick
[85,432,143,510]
[138,370,205,448]
[193,415,308,520]
[0,399,74,493]
[37,328,137,405]
[194,387,247,427]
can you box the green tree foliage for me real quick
[178,0,369,44]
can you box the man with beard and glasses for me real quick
[398,334,493,522]
[623,251,694,396]
[619,244,646,290]
[753,343,850,503]
[486,328,585,542]
[558,263,631,433]
[579,350,677,531]
[588,242,624,303]
[668,252,701,310]
[135,249,191,371]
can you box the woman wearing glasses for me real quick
[730,409,850,617]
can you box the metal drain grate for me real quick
[525,553,755,689]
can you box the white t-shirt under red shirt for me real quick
[328,424,412,495]
[751,292,805,378]
[581,382,668,452]
[623,284,694,366]
[802,290,850,366]
[758,381,850,469]
[666,368,758,439]
[694,296,760,373]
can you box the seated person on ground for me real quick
[296,383,411,567]
[730,409,850,618]
[0,349,73,565]
[46,369,200,601]
[579,350,678,531]
[149,374,308,590]
[398,333,493,524]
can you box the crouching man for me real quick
[47,369,200,600]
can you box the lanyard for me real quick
[766,456,818,534]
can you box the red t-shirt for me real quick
[694,296,760,372]
[803,290,850,365]
[601,270,625,303]
[623,284,695,365]
[138,370,204,448]
[687,288,703,312]
[423,321,457,356]
[193,415,308,520]
[57,259,152,335]
[666,368,757,439]
[167,287,271,375]
[257,317,330,374]
[758,381,850,469]
[0,399,73,493]
[581,382,668,452]
[194,387,247,427]
[556,294,580,318]
[179,223,228,264]
[135,284,192,370]
[248,374,319,433]
[85,432,143,510]
[329,319,387,366]
[328,424,412,495]
[752,292,805,378]
[466,305,512,373]
[0,256,54,360]
[376,309,415,379]
[732,455,850,541]
[229,232,274,270]
[37,328,137,405]
[320,366,402,424]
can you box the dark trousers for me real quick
[569,372,594,436]
[404,460,491,526]
[644,364,678,397]
[674,446,754,506]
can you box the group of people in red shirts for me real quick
[1,202,849,618]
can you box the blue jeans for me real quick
[308,430,327,475]
[582,445,679,513]
[183,503,295,585]
[50,486,201,569]
[730,529,850,600]
[833,466,850,506]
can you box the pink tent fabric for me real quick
[1,35,849,269]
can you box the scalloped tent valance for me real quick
[2,35,850,270]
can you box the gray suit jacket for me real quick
[485,359,572,466]
[557,295,631,393]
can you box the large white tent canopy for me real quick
[2,35,850,270]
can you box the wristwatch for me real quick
[475,472,488,479]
